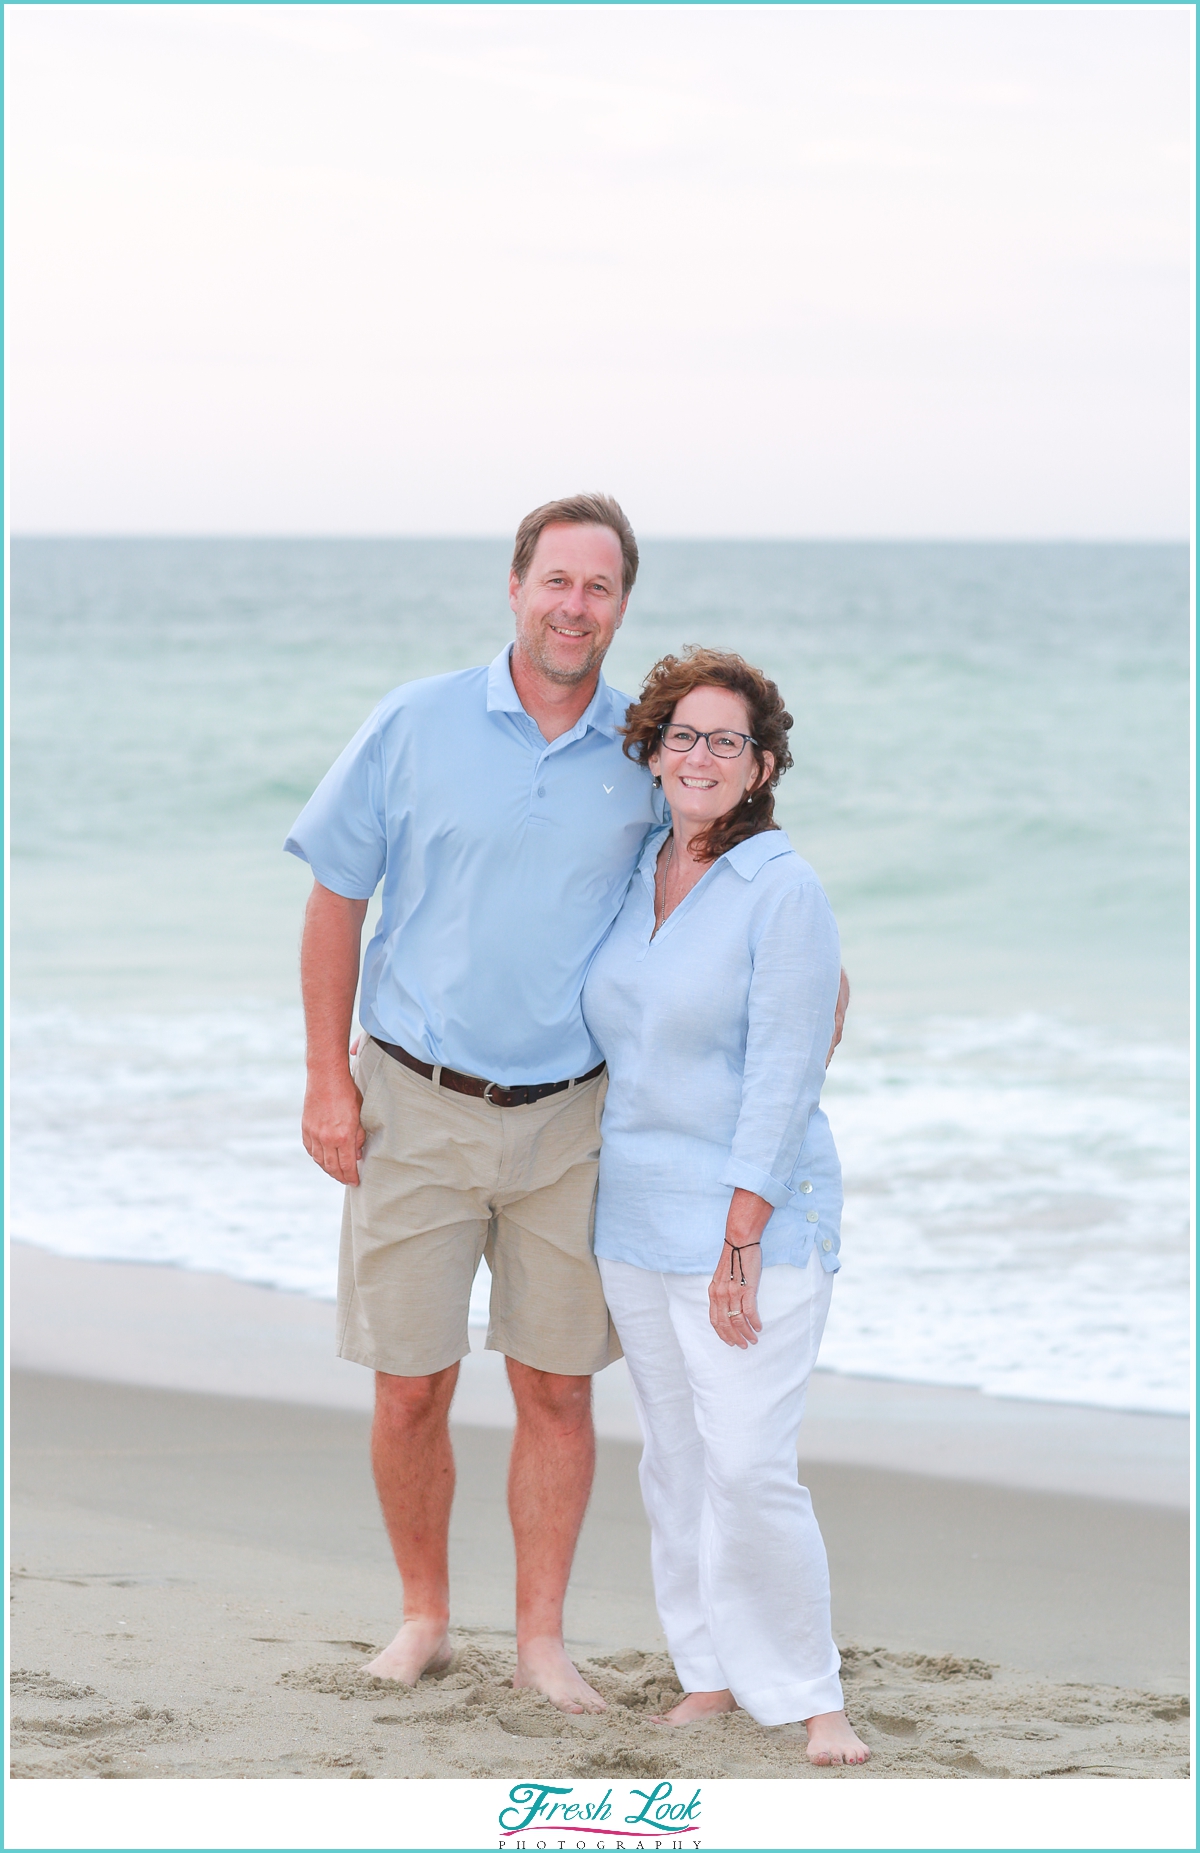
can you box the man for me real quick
[287,494,847,1715]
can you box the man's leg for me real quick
[507,1359,607,1714]
[485,1074,617,1713]
[366,1363,460,1681]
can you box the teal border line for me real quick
[1,4,1192,1852]
[3,1,1196,9]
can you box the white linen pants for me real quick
[598,1251,844,1727]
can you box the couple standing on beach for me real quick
[286,494,870,1768]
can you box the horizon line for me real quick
[9,530,1190,546]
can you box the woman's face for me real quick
[648,686,774,831]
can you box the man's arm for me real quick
[826,968,850,1067]
[301,881,370,1185]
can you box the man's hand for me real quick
[302,1069,366,1186]
[826,968,850,1067]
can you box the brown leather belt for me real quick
[373,1037,605,1108]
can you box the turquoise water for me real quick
[9,539,1191,1410]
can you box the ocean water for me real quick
[9,539,1192,1413]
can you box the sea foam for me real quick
[10,1002,1189,1415]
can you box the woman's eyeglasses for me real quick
[658,725,757,759]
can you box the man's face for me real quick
[509,523,628,687]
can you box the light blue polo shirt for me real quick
[285,647,661,1085]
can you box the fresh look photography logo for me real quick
[498,1780,703,1847]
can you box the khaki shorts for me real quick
[336,1036,620,1378]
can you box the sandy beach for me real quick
[9,1245,1192,1782]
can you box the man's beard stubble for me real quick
[520,625,608,687]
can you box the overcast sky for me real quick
[6,3,1193,536]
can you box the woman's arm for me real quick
[708,876,840,1345]
[720,877,841,1215]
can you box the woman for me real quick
[582,647,869,1766]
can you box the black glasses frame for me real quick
[657,724,758,759]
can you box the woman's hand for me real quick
[709,1188,773,1348]
[826,968,850,1067]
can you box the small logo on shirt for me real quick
[603,783,614,793]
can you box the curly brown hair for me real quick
[622,647,795,863]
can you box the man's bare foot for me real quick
[513,1636,607,1714]
[805,1709,871,1765]
[366,1618,454,1684]
[651,1688,738,1726]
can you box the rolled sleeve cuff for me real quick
[720,1160,796,1210]
[282,838,378,902]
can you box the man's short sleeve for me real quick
[283,706,389,900]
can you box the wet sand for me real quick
[11,1239,1190,1507]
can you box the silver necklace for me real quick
[653,834,677,935]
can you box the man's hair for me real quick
[511,494,639,598]
[621,646,795,864]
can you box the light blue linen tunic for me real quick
[582,825,843,1276]
[284,648,660,1085]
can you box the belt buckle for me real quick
[483,1080,512,1107]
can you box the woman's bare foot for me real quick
[366,1618,454,1683]
[805,1709,871,1765]
[513,1636,607,1714]
[651,1688,738,1726]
